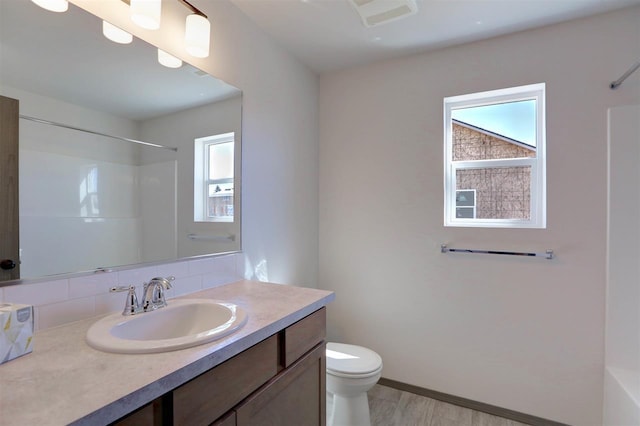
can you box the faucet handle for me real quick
[110,285,133,292]
[161,276,175,287]
[110,286,141,316]
[165,276,174,289]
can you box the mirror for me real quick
[0,1,242,284]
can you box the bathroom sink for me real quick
[86,299,248,354]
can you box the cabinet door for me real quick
[211,411,236,426]
[110,397,165,426]
[235,342,326,426]
[0,95,20,281]
[283,308,326,368]
[173,335,278,426]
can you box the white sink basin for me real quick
[86,299,248,354]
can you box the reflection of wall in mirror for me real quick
[140,95,242,259]
[4,85,178,278]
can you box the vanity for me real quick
[0,280,334,425]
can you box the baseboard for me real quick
[377,378,570,426]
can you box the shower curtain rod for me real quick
[610,60,640,89]
[19,114,178,152]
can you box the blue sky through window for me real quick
[452,99,536,147]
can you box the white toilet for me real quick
[326,342,383,426]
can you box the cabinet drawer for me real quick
[110,397,165,426]
[211,411,236,426]
[173,335,278,426]
[283,308,326,367]
[235,342,326,426]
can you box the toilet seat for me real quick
[326,342,383,378]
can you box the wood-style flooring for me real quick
[327,384,532,426]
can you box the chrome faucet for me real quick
[141,276,174,311]
[110,276,175,316]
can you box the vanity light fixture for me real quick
[32,0,209,65]
[158,49,183,68]
[102,21,133,44]
[31,0,68,13]
[180,0,210,58]
[130,0,161,30]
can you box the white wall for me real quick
[318,7,640,425]
[605,104,640,425]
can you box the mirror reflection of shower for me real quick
[18,115,177,278]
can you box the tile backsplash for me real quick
[0,253,244,331]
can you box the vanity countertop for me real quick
[0,280,335,426]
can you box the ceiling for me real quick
[229,0,640,73]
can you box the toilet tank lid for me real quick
[326,342,382,375]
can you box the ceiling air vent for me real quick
[348,0,418,27]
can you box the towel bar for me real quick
[440,244,554,259]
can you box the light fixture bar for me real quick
[177,0,207,19]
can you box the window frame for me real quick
[194,132,235,223]
[443,83,546,228]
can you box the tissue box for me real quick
[0,303,34,364]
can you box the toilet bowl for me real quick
[326,342,383,426]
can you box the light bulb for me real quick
[157,49,182,68]
[102,21,133,44]
[31,0,68,12]
[185,13,210,58]
[130,0,161,30]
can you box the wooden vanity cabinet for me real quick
[110,400,160,426]
[235,342,326,425]
[112,308,326,426]
[173,334,279,425]
[211,411,236,426]
[110,395,169,426]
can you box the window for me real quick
[456,189,476,219]
[194,132,235,222]
[443,83,546,228]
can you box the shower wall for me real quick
[20,148,142,277]
[6,86,177,279]
[605,104,640,424]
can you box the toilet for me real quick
[326,342,383,426]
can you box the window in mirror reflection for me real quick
[194,132,235,222]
